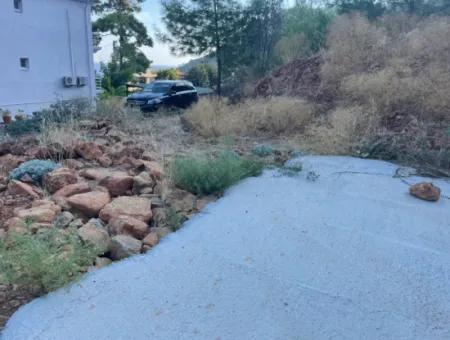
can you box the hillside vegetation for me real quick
[185,13,450,173]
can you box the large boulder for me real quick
[80,168,114,181]
[107,216,148,240]
[142,231,159,247]
[67,191,111,218]
[53,182,91,198]
[109,235,142,260]
[77,220,111,255]
[99,196,152,223]
[43,167,78,194]
[99,172,133,197]
[409,182,441,202]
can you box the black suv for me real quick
[126,80,198,112]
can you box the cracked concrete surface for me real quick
[2,156,450,340]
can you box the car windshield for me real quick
[143,82,172,93]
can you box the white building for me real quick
[0,0,95,116]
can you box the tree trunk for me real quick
[212,0,222,96]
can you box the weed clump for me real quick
[0,228,97,295]
[170,150,264,195]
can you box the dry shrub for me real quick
[184,97,315,137]
[95,97,144,132]
[304,106,376,154]
[321,14,389,93]
[323,14,450,124]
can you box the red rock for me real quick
[99,196,152,223]
[53,182,91,198]
[7,180,40,199]
[67,191,111,218]
[141,161,164,179]
[78,222,111,255]
[80,168,113,181]
[15,200,60,223]
[109,235,142,260]
[97,155,112,167]
[64,159,84,170]
[108,215,149,239]
[4,217,27,234]
[0,154,27,173]
[43,167,78,194]
[410,182,441,202]
[142,231,159,247]
[75,142,103,161]
[99,173,134,197]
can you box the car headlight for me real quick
[147,98,161,105]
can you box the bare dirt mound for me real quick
[254,55,329,103]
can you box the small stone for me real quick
[410,182,441,202]
[132,172,154,195]
[43,167,78,194]
[99,173,134,197]
[95,257,112,269]
[141,161,164,179]
[4,217,28,234]
[53,182,90,198]
[152,208,167,226]
[110,235,142,260]
[99,196,152,223]
[75,141,103,161]
[15,200,60,223]
[68,218,84,229]
[67,191,111,218]
[54,211,74,229]
[107,216,148,239]
[7,180,40,199]
[142,231,159,247]
[152,226,172,239]
[97,155,112,167]
[78,222,111,255]
[64,159,84,170]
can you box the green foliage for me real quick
[281,4,335,54]
[0,228,97,294]
[4,118,42,137]
[165,208,186,231]
[93,3,153,94]
[9,160,60,183]
[186,64,217,87]
[170,150,264,195]
[252,145,276,157]
[156,68,180,80]
[160,0,244,95]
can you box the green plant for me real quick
[170,150,264,195]
[165,208,185,231]
[9,160,60,183]
[252,145,275,157]
[0,228,97,295]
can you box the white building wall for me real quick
[0,0,95,116]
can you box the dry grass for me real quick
[183,97,315,138]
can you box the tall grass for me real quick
[183,97,315,137]
[170,150,264,195]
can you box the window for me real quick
[20,58,29,70]
[14,0,23,12]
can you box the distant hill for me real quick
[179,56,215,73]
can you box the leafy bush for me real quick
[9,160,60,183]
[0,228,97,294]
[170,150,264,195]
[4,118,42,137]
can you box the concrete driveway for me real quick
[2,156,450,340]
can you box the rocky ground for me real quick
[0,118,221,327]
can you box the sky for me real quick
[93,2,193,67]
[93,0,297,68]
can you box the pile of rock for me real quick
[0,139,215,267]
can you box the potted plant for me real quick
[2,110,12,124]
[15,109,25,121]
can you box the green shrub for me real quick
[0,228,97,294]
[9,160,60,183]
[252,145,275,157]
[4,118,42,137]
[170,150,264,195]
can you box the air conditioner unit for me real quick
[77,76,88,87]
[63,76,76,87]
